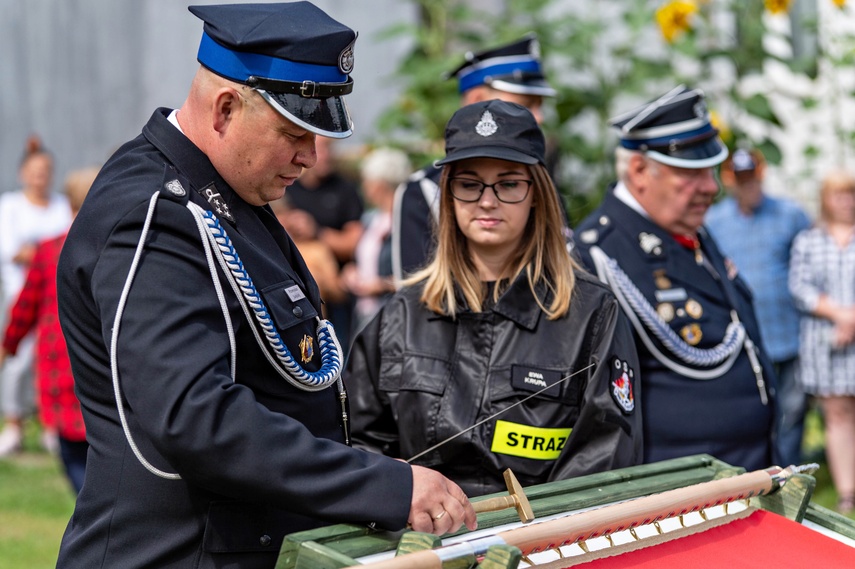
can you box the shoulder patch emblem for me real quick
[610,357,635,414]
[164,179,186,197]
[578,228,599,244]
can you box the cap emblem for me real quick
[529,38,541,60]
[693,98,707,119]
[475,110,498,137]
[338,40,355,74]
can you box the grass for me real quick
[0,409,850,568]
[0,434,76,569]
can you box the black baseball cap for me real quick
[435,99,546,167]
[189,2,356,138]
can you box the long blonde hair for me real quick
[406,162,577,319]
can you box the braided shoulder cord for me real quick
[110,193,345,481]
[590,246,744,380]
[189,203,343,391]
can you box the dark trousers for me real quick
[59,437,89,495]
[773,357,807,467]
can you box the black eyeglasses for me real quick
[449,178,533,204]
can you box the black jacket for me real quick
[346,270,643,498]
[574,189,775,471]
[56,109,411,569]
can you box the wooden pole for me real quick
[346,469,777,569]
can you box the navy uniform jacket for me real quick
[574,189,775,471]
[56,109,411,569]
[391,164,442,280]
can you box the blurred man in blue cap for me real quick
[573,86,776,471]
[706,148,811,467]
[391,34,558,282]
[56,4,475,568]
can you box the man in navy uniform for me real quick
[574,86,775,471]
[56,4,475,568]
[391,34,558,281]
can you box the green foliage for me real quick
[373,0,834,223]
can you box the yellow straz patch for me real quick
[490,420,572,460]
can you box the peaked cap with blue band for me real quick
[609,85,728,169]
[447,34,556,97]
[189,2,357,138]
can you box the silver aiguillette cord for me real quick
[406,363,595,463]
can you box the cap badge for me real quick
[164,179,186,197]
[475,110,498,137]
[338,40,355,74]
[693,99,708,119]
[530,38,542,59]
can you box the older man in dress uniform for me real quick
[574,86,776,471]
[391,34,558,281]
[55,4,474,569]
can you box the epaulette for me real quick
[578,214,615,245]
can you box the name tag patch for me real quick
[511,366,562,398]
[491,420,571,460]
[655,287,688,303]
[284,285,305,302]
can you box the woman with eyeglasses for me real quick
[346,100,643,497]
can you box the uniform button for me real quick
[292,306,303,318]
[259,534,271,547]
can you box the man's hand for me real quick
[408,465,477,535]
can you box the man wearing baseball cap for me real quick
[56,4,474,568]
[574,86,777,471]
[391,34,559,282]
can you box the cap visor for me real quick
[488,78,557,98]
[435,145,540,167]
[258,90,353,138]
[646,137,728,169]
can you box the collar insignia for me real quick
[299,334,314,364]
[198,183,235,223]
[475,110,498,137]
[639,232,663,255]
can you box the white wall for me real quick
[0,0,416,194]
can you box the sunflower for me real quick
[655,1,699,43]
[764,0,792,14]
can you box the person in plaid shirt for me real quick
[0,167,98,493]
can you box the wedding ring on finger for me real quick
[433,510,446,521]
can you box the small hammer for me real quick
[472,468,535,524]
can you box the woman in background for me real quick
[790,170,855,514]
[0,167,98,492]
[0,136,71,456]
[346,100,642,498]
[341,147,411,334]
